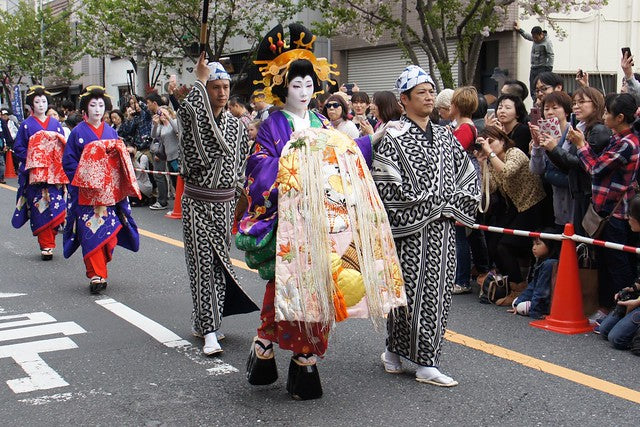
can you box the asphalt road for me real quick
[1,178,639,426]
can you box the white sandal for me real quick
[380,351,403,374]
[415,366,458,387]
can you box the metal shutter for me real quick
[346,42,459,95]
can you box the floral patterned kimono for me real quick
[12,116,67,250]
[237,110,405,356]
[62,121,140,278]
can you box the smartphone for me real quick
[486,108,495,118]
[622,47,632,59]
[577,69,584,78]
[169,74,177,84]
[570,112,578,128]
[529,106,542,126]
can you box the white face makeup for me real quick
[87,98,106,125]
[286,75,314,115]
[32,95,48,117]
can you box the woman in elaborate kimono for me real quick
[62,86,141,294]
[12,86,68,261]
[237,24,404,400]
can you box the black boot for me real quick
[246,338,278,385]
[286,354,322,400]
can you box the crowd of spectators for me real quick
[2,43,640,356]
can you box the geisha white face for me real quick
[285,75,314,116]
[87,98,106,125]
[32,95,48,117]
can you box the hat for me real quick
[0,108,9,115]
[395,65,435,94]
[531,26,543,35]
[434,88,454,109]
[253,23,339,105]
[207,62,231,81]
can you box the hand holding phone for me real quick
[622,47,632,59]
[570,112,578,128]
[529,106,542,126]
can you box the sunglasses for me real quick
[326,102,341,109]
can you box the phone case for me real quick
[539,117,562,140]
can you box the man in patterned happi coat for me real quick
[177,53,259,356]
[372,65,481,387]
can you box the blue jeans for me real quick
[0,152,5,181]
[599,306,640,350]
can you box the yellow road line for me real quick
[137,227,250,271]
[4,181,639,404]
[445,330,640,404]
[0,182,17,192]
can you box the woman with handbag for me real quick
[569,93,640,315]
[544,87,611,236]
[476,126,546,301]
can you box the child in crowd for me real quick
[598,194,640,352]
[247,119,261,152]
[508,228,560,319]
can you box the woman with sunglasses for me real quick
[321,94,359,139]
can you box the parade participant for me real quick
[372,65,481,387]
[238,23,403,400]
[12,86,68,261]
[177,54,259,356]
[62,86,141,294]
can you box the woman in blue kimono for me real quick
[62,86,140,294]
[12,86,67,261]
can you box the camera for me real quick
[612,288,640,317]
[472,142,483,151]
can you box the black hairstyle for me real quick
[496,94,528,124]
[534,227,561,260]
[321,94,349,121]
[110,108,124,122]
[534,72,564,90]
[629,194,640,222]
[145,92,163,105]
[271,59,321,104]
[531,26,543,35]
[604,93,638,124]
[502,79,529,100]
[351,91,370,104]
[61,99,75,111]
[78,86,113,114]
[228,95,248,108]
[65,113,83,129]
[472,93,488,120]
[25,86,52,108]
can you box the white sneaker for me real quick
[381,351,403,374]
[203,332,223,355]
[415,366,458,387]
[149,202,168,210]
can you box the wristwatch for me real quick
[489,152,497,159]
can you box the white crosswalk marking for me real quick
[95,297,238,375]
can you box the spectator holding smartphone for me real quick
[621,48,640,104]
[529,91,573,229]
[569,93,640,319]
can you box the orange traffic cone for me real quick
[5,150,17,178]
[165,175,184,220]
[530,223,594,334]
